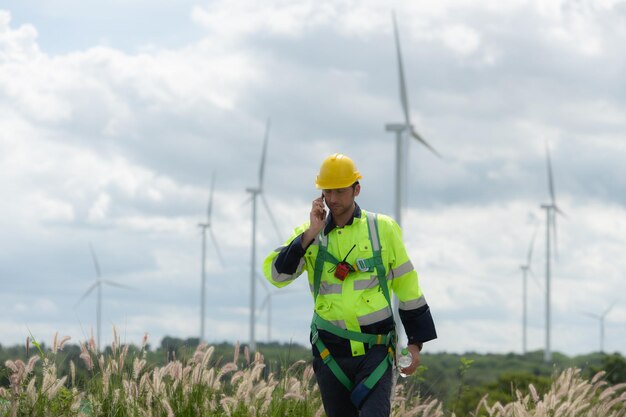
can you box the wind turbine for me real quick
[583,302,616,353]
[245,118,282,352]
[76,243,131,352]
[540,142,565,362]
[252,275,303,343]
[520,223,538,355]
[385,11,441,346]
[257,285,306,343]
[198,172,224,342]
[386,11,441,226]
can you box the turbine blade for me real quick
[102,280,133,290]
[527,223,539,266]
[392,12,411,127]
[602,301,616,317]
[582,311,600,320]
[411,129,441,158]
[259,118,271,189]
[209,227,225,266]
[552,210,559,261]
[258,294,270,312]
[256,272,270,292]
[261,194,283,243]
[240,194,254,207]
[89,243,102,279]
[528,268,543,291]
[207,171,216,223]
[76,282,99,307]
[546,142,556,206]
[555,204,567,218]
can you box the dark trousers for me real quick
[312,345,392,417]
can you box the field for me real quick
[1,331,625,417]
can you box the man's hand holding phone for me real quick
[302,194,326,248]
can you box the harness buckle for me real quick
[311,328,319,344]
[355,258,370,272]
[387,330,397,356]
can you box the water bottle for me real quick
[397,347,412,378]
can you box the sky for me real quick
[1,0,625,357]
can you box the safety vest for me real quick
[265,209,424,337]
[310,212,396,408]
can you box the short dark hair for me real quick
[351,181,360,189]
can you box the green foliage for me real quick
[455,371,552,416]
[588,353,626,385]
[27,331,45,360]
[449,356,475,414]
[48,386,75,415]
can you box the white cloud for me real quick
[29,193,76,222]
[88,193,111,221]
[191,0,341,40]
[441,24,482,56]
[0,10,40,61]
[6,298,59,320]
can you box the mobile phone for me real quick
[320,193,327,220]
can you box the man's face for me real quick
[322,184,360,217]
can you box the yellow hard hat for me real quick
[315,153,362,189]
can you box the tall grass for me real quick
[0,330,623,417]
[471,367,626,417]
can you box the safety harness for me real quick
[310,211,396,409]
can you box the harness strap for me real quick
[310,211,397,408]
[312,313,393,347]
[365,212,392,308]
[313,233,339,300]
[311,319,395,395]
[311,322,354,391]
[350,351,393,408]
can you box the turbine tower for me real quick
[540,142,565,362]
[520,224,538,355]
[245,118,282,352]
[198,172,224,342]
[385,11,441,346]
[583,302,615,353]
[76,243,131,352]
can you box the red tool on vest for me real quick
[331,244,356,281]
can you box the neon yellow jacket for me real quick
[263,205,436,357]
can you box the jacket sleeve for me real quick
[263,223,310,288]
[381,216,437,345]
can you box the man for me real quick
[263,153,436,417]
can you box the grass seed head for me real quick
[112,326,119,356]
[52,332,59,354]
[70,360,76,387]
[59,335,71,351]
[47,376,67,400]
[233,341,240,364]
[80,352,94,371]
[26,378,36,403]
[88,330,96,352]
